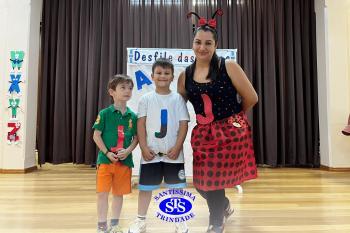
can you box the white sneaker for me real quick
[128,218,146,233]
[97,228,108,233]
[109,225,123,233]
[223,202,234,223]
[175,222,189,233]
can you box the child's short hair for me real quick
[152,58,174,75]
[108,74,134,91]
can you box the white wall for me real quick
[315,0,332,167]
[316,0,350,168]
[0,0,42,170]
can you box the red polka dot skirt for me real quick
[191,112,257,191]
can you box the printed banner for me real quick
[128,47,237,66]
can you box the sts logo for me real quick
[160,197,191,215]
[154,189,195,223]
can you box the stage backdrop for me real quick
[127,48,237,176]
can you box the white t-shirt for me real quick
[138,91,190,164]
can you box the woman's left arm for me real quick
[225,59,258,112]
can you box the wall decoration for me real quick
[6,50,24,146]
[8,72,23,95]
[7,122,21,144]
[10,50,24,70]
[8,98,21,119]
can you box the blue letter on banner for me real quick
[135,70,152,90]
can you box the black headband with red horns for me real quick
[187,9,223,32]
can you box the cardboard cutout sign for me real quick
[8,98,20,119]
[10,50,24,70]
[8,73,23,95]
[7,122,21,144]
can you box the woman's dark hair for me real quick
[189,25,220,81]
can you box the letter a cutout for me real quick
[135,70,152,90]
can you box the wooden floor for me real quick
[1,164,350,233]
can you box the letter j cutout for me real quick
[111,125,125,152]
[196,94,214,124]
[155,109,168,138]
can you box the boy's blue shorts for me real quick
[138,162,187,191]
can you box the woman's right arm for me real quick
[177,71,188,101]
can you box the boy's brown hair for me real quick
[108,74,134,91]
[108,74,134,103]
[151,58,174,75]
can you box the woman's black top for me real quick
[185,57,243,121]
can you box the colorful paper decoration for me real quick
[8,73,23,95]
[6,50,24,145]
[7,122,21,144]
[10,51,24,70]
[8,98,20,119]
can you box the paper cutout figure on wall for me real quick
[8,73,23,95]
[196,94,214,124]
[8,98,20,119]
[155,109,168,138]
[7,122,21,144]
[10,51,24,70]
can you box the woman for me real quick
[178,12,258,233]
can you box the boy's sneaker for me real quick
[206,225,224,233]
[97,228,108,233]
[175,222,189,233]
[223,202,234,223]
[128,218,146,233]
[109,225,123,233]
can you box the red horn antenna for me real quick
[187,12,201,19]
[211,9,223,19]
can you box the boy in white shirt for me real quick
[128,58,190,233]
